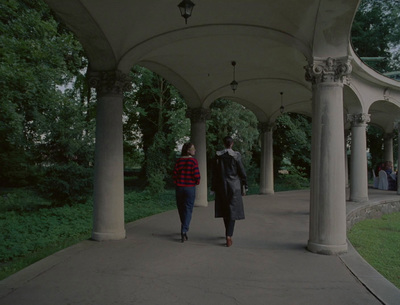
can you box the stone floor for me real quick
[0,189,399,305]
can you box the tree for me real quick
[352,0,400,173]
[0,0,94,204]
[124,66,190,192]
[367,124,385,171]
[273,113,312,178]
[35,101,95,204]
[352,0,400,73]
[206,99,260,184]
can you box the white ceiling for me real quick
[45,0,400,128]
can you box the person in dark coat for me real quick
[211,136,247,247]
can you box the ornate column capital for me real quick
[384,132,395,140]
[305,57,352,84]
[186,107,211,123]
[347,113,370,127]
[88,70,132,96]
[259,122,275,133]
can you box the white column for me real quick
[384,133,394,163]
[396,124,400,195]
[259,123,274,194]
[347,113,370,202]
[90,70,131,241]
[187,108,210,207]
[344,129,350,188]
[305,57,351,255]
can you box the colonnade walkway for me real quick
[1,189,400,305]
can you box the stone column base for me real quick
[194,198,208,207]
[350,196,369,203]
[92,230,126,241]
[307,241,348,255]
[259,189,275,195]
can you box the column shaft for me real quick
[187,108,210,207]
[344,130,350,188]
[348,114,370,202]
[92,92,126,240]
[259,124,274,194]
[384,133,394,163]
[89,70,131,241]
[396,125,400,195]
[305,57,351,255]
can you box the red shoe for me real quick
[226,236,232,247]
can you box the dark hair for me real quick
[181,142,194,156]
[223,136,233,148]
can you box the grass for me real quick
[348,212,400,289]
[0,178,307,280]
[0,187,176,280]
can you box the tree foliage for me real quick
[0,0,94,204]
[206,99,260,184]
[352,0,400,73]
[274,113,312,178]
[124,66,190,192]
[367,124,385,170]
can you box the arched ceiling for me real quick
[369,101,400,133]
[45,0,394,124]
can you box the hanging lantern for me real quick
[178,0,195,24]
[230,61,238,93]
[280,92,284,114]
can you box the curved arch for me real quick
[45,0,117,71]
[202,78,311,123]
[118,24,312,72]
[368,100,400,133]
[203,78,311,107]
[312,0,360,58]
[343,84,364,114]
[138,60,201,106]
[216,96,269,122]
[270,99,313,122]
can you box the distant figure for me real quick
[375,162,385,176]
[173,142,200,242]
[211,136,247,247]
[384,161,397,191]
[384,161,393,175]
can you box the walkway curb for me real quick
[343,191,400,305]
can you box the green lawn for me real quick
[0,188,176,280]
[348,212,400,289]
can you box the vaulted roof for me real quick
[45,0,400,127]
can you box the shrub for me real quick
[37,162,93,205]
[0,188,51,212]
[275,166,309,191]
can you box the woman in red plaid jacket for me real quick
[173,142,200,242]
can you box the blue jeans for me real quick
[176,186,196,233]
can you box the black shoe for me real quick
[181,233,188,243]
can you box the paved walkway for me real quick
[1,189,400,305]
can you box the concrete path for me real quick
[1,189,399,305]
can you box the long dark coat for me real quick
[212,149,247,220]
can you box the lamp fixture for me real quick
[177,0,195,24]
[230,61,238,93]
[280,92,284,114]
